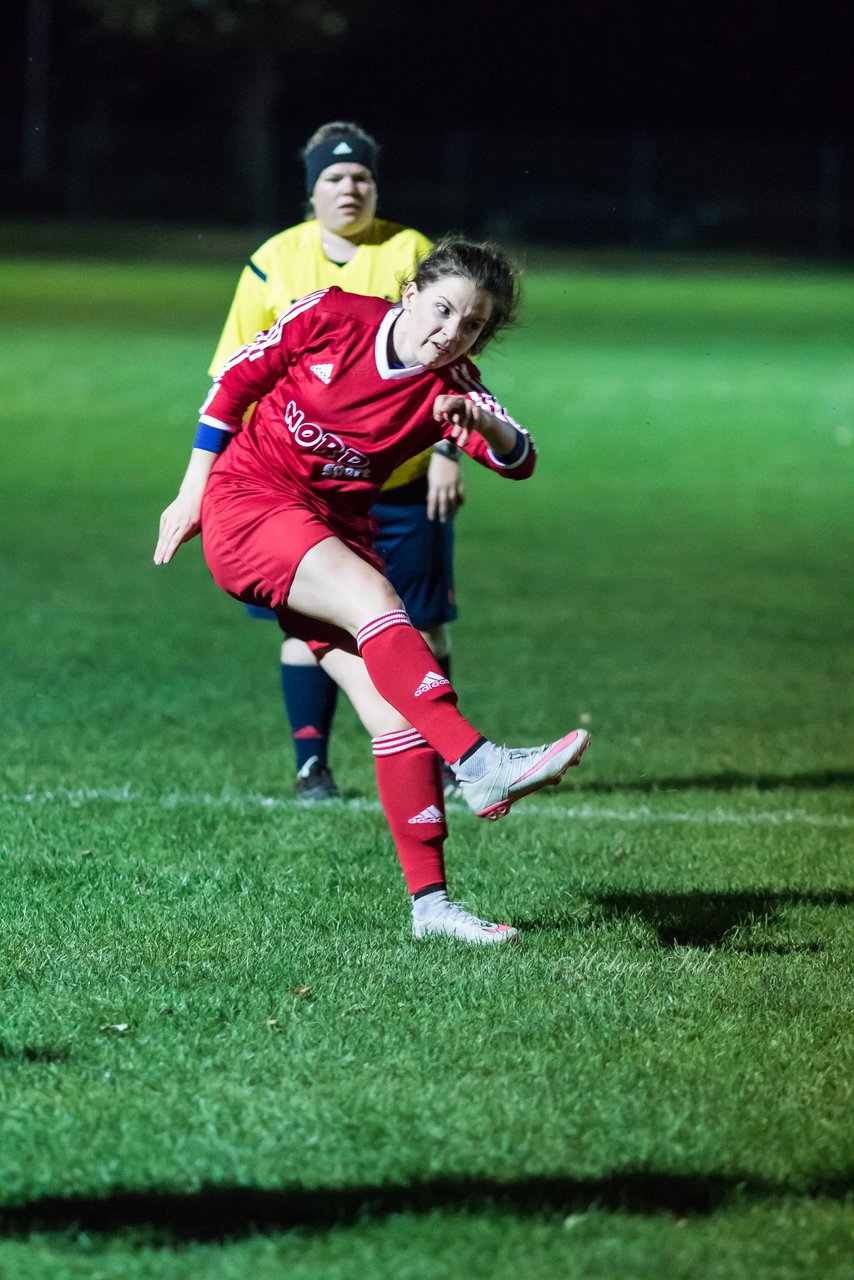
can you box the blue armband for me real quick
[193,422,232,454]
[495,429,528,467]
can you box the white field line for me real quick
[3,786,852,829]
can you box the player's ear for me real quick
[402,281,418,310]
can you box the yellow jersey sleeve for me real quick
[209,258,278,376]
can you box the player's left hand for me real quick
[433,394,479,447]
[427,451,465,522]
[154,492,202,565]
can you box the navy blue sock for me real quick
[280,664,339,770]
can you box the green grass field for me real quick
[1,249,852,1278]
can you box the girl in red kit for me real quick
[155,237,589,944]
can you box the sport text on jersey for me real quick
[284,399,371,480]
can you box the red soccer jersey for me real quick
[199,288,535,518]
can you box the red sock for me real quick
[357,611,481,763]
[372,728,448,894]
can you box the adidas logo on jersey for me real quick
[332,141,353,155]
[414,670,450,697]
[310,363,334,384]
[408,805,444,825]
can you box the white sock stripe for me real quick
[356,610,412,649]
[372,727,424,744]
[358,609,410,635]
[371,729,428,756]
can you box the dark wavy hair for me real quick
[403,236,521,355]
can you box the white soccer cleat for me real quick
[412,901,518,945]
[458,730,590,820]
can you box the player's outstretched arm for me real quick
[153,448,217,565]
[432,393,535,481]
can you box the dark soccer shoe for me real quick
[295,756,341,803]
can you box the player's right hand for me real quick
[432,394,479,447]
[154,494,202,564]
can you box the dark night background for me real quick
[3,0,854,253]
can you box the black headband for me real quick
[304,136,379,194]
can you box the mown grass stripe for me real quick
[3,786,851,828]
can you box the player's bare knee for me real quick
[335,565,403,631]
[351,581,406,631]
[374,580,405,616]
[280,637,317,666]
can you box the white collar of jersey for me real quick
[374,305,426,381]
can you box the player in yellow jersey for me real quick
[211,121,465,800]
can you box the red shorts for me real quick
[201,473,382,658]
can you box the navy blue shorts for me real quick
[372,491,457,630]
[244,481,457,631]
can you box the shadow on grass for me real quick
[519,888,852,948]
[0,1043,71,1064]
[1,1170,852,1241]
[594,888,852,948]
[576,768,854,794]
